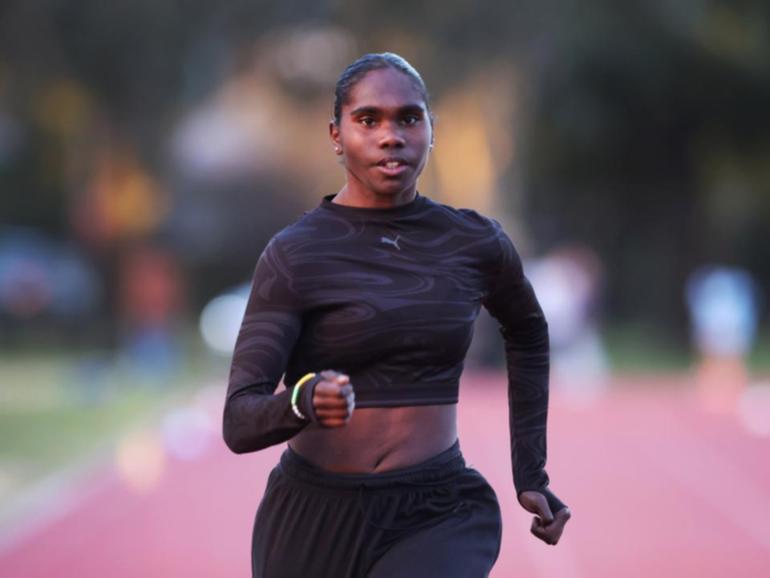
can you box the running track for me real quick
[1,373,769,577]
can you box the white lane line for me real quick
[0,448,114,557]
[0,385,221,558]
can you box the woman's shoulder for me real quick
[422,196,502,236]
[260,204,343,267]
[267,205,326,244]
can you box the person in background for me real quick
[686,265,760,412]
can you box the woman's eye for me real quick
[402,115,420,125]
[359,117,376,127]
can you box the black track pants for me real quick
[251,440,503,578]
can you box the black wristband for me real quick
[540,487,567,514]
[518,486,568,515]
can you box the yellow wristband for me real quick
[291,372,317,420]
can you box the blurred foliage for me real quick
[520,1,770,337]
[1,0,768,345]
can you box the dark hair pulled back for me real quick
[332,52,431,126]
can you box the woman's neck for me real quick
[332,185,417,209]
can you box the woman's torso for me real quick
[278,196,500,473]
[288,404,457,472]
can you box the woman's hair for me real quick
[332,52,431,126]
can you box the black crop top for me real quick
[224,193,561,506]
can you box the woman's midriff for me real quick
[288,404,458,473]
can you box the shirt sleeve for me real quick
[482,220,566,513]
[222,235,315,454]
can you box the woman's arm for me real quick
[223,236,310,454]
[482,220,567,515]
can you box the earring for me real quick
[335,146,342,154]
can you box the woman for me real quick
[224,52,570,578]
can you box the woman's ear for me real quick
[329,121,343,155]
[429,112,436,150]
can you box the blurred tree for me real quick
[1,0,768,342]
[519,0,770,333]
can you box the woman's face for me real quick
[330,67,432,202]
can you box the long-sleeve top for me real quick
[224,192,563,510]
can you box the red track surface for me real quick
[2,373,769,577]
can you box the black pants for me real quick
[251,440,502,578]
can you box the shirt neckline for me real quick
[319,192,427,219]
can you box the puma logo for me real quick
[380,235,401,250]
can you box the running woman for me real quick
[224,52,571,578]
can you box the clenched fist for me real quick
[518,490,571,545]
[312,370,355,428]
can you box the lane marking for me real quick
[0,450,114,557]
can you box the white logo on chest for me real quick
[380,235,401,250]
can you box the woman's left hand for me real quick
[518,490,571,545]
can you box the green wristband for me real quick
[291,372,317,420]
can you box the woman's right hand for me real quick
[312,370,355,427]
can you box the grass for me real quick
[603,325,770,375]
[603,325,692,373]
[748,334,770,373]
[1,391,163,473]
[0,343,230,517]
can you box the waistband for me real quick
[279,439,465,490]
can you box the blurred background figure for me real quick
[198,282,250,357]
[527,244,609,406]
[685,265,760,412]
[0,227,102,343]
[117,245,185,386]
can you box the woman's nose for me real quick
[378,123,406,148]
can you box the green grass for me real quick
[748,334,770,373]
[603,325,770,374]
[0,344,229,512]
[603,325,693,373]
[0,392,159,479]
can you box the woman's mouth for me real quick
[376,158,409,176]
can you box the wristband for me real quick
[291,372,317,420]
[518,486,567,515]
